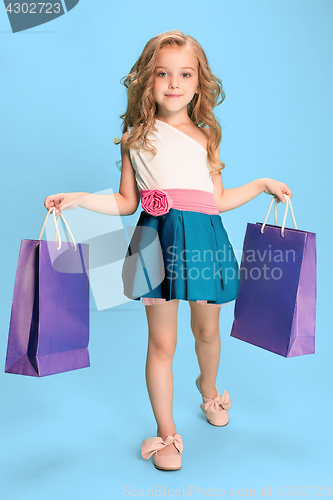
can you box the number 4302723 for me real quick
[5,3,61,14]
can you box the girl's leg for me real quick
[189,301,221,399]
[145,299,180,456]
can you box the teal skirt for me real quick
[122,208,240,305]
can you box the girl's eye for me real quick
[156,71,191,78]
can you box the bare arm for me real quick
[44,131,141,216]
[209,134,293,213]
[215,178,265,212]
[214,177,293,213]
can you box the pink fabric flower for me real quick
[141,189,173,216]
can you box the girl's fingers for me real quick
[273,192,283,203]
[279,185,293,203]
[283,186,293,200]
[44,194,64,210]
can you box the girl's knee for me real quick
[148,331,177,358]
[192,326,219,342]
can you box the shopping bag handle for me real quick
[260,194,297,238]
[38,207,77,251]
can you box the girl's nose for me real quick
[168,76,179,89]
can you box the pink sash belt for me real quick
[139,188,219,216]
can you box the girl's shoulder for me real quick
[120,131,129,149]
[122,128,137,146]
[120,127,133,142]
[121,127,138,152]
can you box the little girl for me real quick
[44,30,293,471]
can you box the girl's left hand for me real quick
[263,178,293,203]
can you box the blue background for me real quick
[0,0,332,498]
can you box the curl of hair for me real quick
[117,30,226,176]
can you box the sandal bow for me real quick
[141,433,183,461]
[202,389,231,412]
[196,375,231,427]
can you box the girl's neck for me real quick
[155,112,193,128]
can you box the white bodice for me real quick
[128,119,215,193]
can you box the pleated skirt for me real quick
[121,189,240,306]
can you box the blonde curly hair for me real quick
[115,30,226,175]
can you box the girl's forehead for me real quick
[155,45,198,69]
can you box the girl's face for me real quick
[153,45,199,119]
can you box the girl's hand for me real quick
[44,192,82,214]
[263,178,293,203]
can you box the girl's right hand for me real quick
[44,192,82,214]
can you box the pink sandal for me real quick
[195,375,231,427]
[141,433,183,471]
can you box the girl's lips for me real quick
[165,94,182,98]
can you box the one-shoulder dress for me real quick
[121,119,240,306]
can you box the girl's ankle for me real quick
[157,426,177,440]
[199,375,218,399]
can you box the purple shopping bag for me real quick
[5,208,90,377]
[230,195,316,357]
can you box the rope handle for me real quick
[38,207,77,251]
[260,194,297,238]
